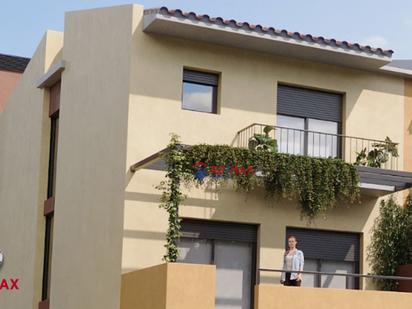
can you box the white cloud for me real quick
[362,35,388,48]
[183,91,213,113]
[403,18,412,28]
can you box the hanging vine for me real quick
[158,135,360,262]
[156,135,187,262]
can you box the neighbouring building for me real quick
[0,53,30,112]
[1,4,412,309]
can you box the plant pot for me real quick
[396,264,412,292]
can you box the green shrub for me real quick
[368,195,412,290]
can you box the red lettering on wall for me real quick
[210,165,225,175]
[193,162,207,168]
[10,279,19,290]
[0,278,9,290]
[240,166,254,175]
[0,278,19,291]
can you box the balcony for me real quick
[121,263,412,309]
[129,123,412,196]
[237,123,412,196]
[237,123,400,169]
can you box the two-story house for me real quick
[0,4,412,309]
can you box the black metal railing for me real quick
[257,268,412,289]
[237,123,399,170]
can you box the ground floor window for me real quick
[177,219,257,309]
[286,227,360,289]
[303,259,357,289]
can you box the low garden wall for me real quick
[254,284,412,309]
[120,263,215,309]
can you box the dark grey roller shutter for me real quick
[277,85,342,123]
[181,219,257,243]
[183,69,219,86]
[286,228,360,262]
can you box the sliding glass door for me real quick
[277,115,305,155]
[178,220,257,309]
[277,115,339,158]
[301,259,357,289]
[277,84,342,158]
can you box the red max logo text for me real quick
[193,162,254,175]
[0,278,19,290]
[193,162,255,181]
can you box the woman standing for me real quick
[281,235,304,286]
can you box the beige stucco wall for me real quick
[121,263,215,309]
[0,30,63,309]
[48,5,134,309]
[123,4,406,292]
[254,284,412,309]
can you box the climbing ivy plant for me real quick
[158,134,360,262]
[156,135,187,262]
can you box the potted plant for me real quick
[355,136,399,168]
[248,125,278,152]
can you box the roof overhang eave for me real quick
[143,12,392,71]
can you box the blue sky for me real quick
[1,0,411,59]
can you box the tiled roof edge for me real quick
[145,7,393,58]
[0,53,31,73]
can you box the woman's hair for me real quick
[284,235,298,255]
[288,235,297,241]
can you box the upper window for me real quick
[277,115,339,158]
[277,85,342,158]
[182,69,219,113]
[286,227,360,290]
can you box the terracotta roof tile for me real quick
[145,7,393,57]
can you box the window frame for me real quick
[285,227,361,290]
[277,113,342,158]
[41,81,60,304]
[181,69,219,114]
[304,258,360,289]
[178,218,257,309]
[277,83,343,124]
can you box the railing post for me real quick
[304,122,309,156]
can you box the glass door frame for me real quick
[304,258,360,289]
[178,233,258,309]
[277,113,343,159]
